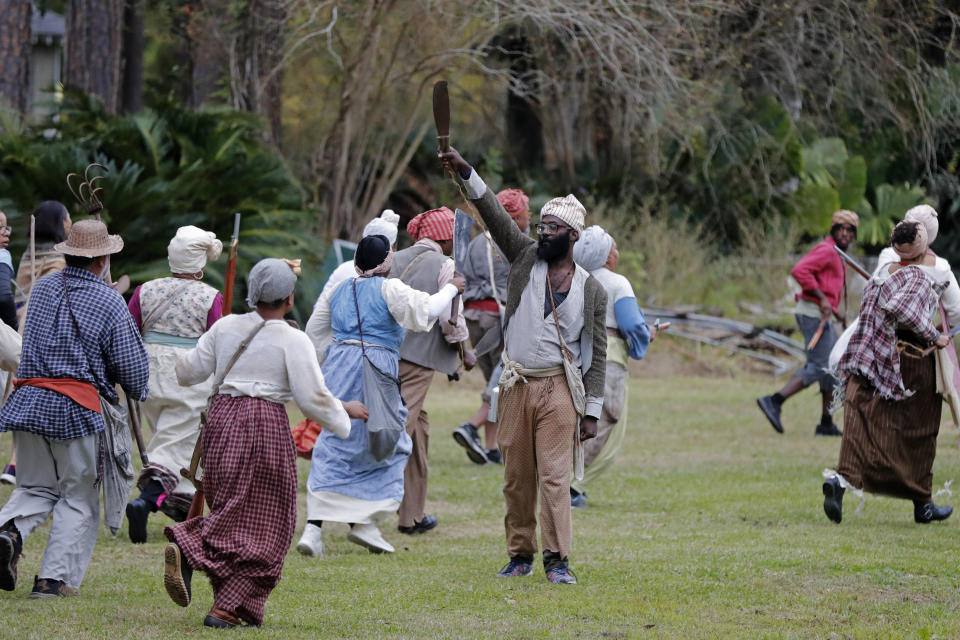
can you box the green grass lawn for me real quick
[2,366,960,639]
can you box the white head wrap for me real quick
[904,204,939,245]
[362,209,400,246]
[246,258,298,307]
[573,225,614,271]
[168,225,222,274]
[540,195,586,232]
[892,221,929,261]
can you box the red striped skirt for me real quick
[164,395,297,626]
[836,345,941,502]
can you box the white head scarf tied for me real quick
[904,204,939,245]
[168,225,222,274]
[892,221,929,261]
[573,225,613,271]
[362,209,400,246]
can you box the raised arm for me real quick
[439,147,534,263]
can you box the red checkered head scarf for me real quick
[407,206,455,241]
[497,189,530,219]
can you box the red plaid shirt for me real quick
[838,265,943,400]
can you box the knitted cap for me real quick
[540,195,586,232]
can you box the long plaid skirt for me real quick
[836,344,941,502]
[164,395,297,626]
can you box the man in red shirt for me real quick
[758,210,858,436]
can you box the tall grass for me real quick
[593,202,801,317]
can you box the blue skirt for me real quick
[307,342,412,502]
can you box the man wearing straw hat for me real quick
[0,219,149,598]
[757,210,858,437]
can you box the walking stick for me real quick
[183,213,241,520]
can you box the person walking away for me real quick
[823,221,953,524]
[441,146,607,585]
[297,235,465,557]
[452,189,531,465]
[0,219,148,598]
[757,210,858,436]
[570,226,654,508]
[124,226,224,541]
[388,207,470,535]
[162,258,362,628]
[306,210,400,365]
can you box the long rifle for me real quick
[222,213,241,314]
[183,213,241,520]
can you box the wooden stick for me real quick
[806,315,829,350]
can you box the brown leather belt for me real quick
[605,327,623,338]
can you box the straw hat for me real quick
[54,219,124,257]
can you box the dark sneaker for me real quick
[0,464,14,485]
[203,607,245,628]
[546,566,578,584]
[496,558,533,577]
[757,396,784,433]
[815,422,842,437]
[485,448,503,465]
[570,488,587,509]
[914,501,953,524]
[29,576,77,598]
[0,529,21,591]
[822,477,844,523]
[126,498,150,544]
[398,514,438,535]
[163,542,193,607]
[452,423,488,465]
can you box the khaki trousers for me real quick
[0,431,100,588]
[397,360,435,527]
[498,374,576,560]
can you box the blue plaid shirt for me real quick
[0,267,149,440]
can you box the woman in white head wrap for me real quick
[305,209,401,362]
[125,225,226,543]
[569,225,654,507]
[869,204,960,428]
[823,220,953,525]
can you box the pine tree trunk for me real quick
[0,0,32,113]
[66,0,124,113]
[119,0,144,113]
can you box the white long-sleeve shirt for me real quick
[306,272,458,364]
[176,312,351,438]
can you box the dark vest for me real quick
[388,245,459,375]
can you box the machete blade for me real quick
[433,80,451,151]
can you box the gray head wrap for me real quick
[573,225,614,271]
[246,258,298,307]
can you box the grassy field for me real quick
[2,354,960,639]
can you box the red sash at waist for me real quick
[14,377,102,414]
[465,298,501,313]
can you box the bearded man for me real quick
[758,210,858,436]
[441,147,606,585]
